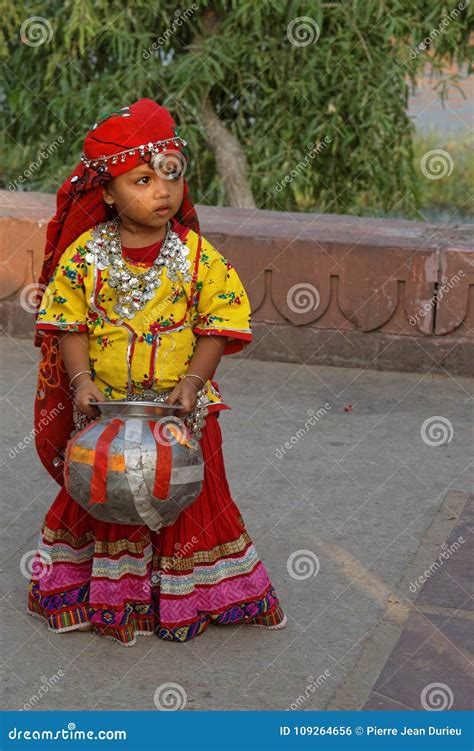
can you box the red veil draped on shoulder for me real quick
[34,99,200,482]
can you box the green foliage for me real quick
[1,0,472,217]
[413,130,474,219]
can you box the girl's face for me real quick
[102,153,185,230]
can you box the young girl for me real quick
[29,98,287,646]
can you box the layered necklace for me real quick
[84,219,193,321]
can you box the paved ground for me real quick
[0,335,472,711]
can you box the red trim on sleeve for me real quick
[193,327,252,355]
[35,322,88,333]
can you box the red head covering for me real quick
[34,98,200,481]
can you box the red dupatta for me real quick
[34,98,200,482]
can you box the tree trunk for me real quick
[199,98,256,208]
[193,10,256,208]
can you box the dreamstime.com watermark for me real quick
[147,536,199,593]
[8,724,127,741]
[8,138,64,190]
[142,4,199,58]
[409,536,465,593]
[8,403,65,459]
[409,270,465,326]
[276,403,331,459]
[274,137,331,193]
[142,290,180,330]
[409,2,468,58]
[21,671,65,710]
[286,671,332,710]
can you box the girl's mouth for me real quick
[154,206,170,216]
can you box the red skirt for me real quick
[27,412,285,646]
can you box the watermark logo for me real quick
[151,150,188,181]
[152,416,197,451]
[420,416,453,447]
[420,682,454,710]
[287,17,320,47]
[287,283,321,314]
[420,149,454,180]
[153,682,187,710]
[20,16,53,46]
[20,550,52,581]
[287,550,320,580]
[19,283,53,315]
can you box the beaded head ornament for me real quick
[36,98,199,327]
[33,98,200,482]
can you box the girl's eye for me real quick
[136,176,150,185]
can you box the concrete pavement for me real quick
[0,335,472,711]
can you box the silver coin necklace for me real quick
[84,218,193,322]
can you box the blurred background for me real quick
[1,0,473,223]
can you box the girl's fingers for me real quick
[166,388,180,405]
[182,399,197,413]
[75,393,100,415]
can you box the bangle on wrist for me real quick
[180,373,206,389]
[69,370,92,389]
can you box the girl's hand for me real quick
[73,376,105,417]
[166,377,200,416]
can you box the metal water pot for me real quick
[64,400,204,531]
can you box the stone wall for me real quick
[1,190,472,375]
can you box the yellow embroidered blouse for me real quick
[35,221,252,413]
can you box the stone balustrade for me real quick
[1,190,472,375]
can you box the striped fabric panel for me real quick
[159,563,271,622]
[37,540,96,564]
[159,543,260,596]
[158,531,252,570]
[91,545,153,580]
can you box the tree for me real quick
[1,0,472,216]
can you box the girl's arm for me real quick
[59,331,105,416]
[187,334,228,384]
[167,335,228,413]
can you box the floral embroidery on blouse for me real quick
[35,225,253,408]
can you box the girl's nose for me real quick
[153,179,170,198]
